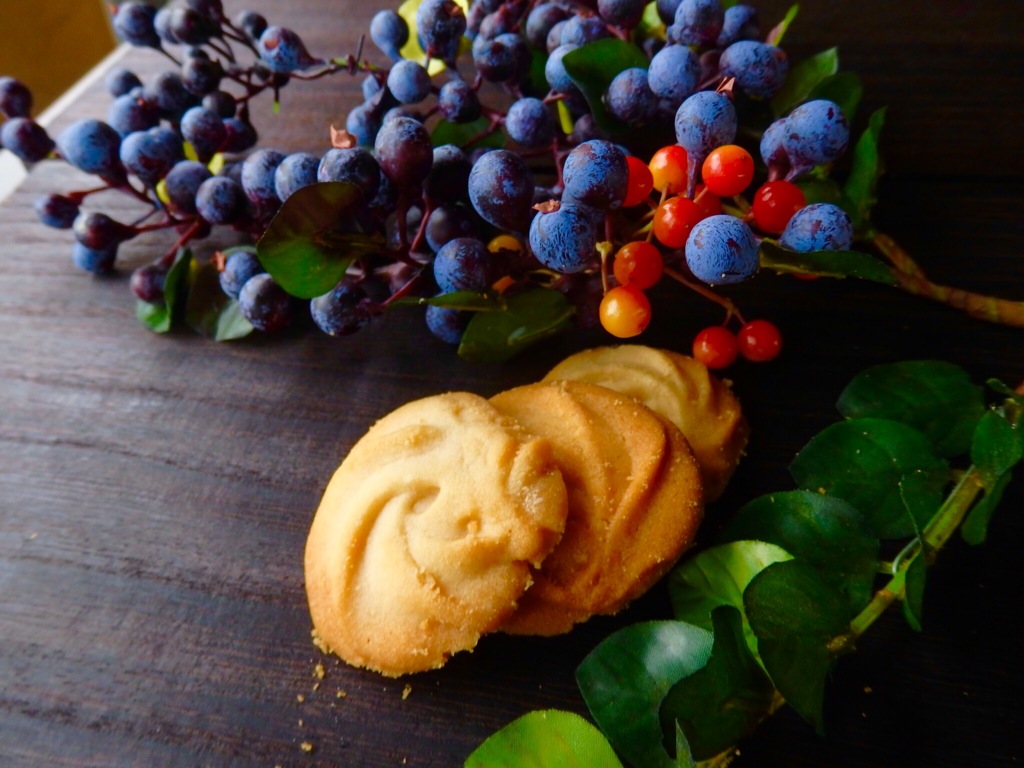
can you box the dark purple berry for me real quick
[72,242,118,274]
[240,148,286,207]
[257,26,322,73]
[34,194,79,229]
[113,2,160,48]
[180,106,226,161]
[373,116,434,189]
[219,250,265,299]
[425,302,470,344]
[131,263,168,303]
[317,147,381,199]
[415,0,467,62]
[310,280,371,336]
[164,160,212,214]
[561,140,628,209]
[56,119,124,179]
[196,176,247,224]
[239,274,293,332]
[0,76,33,117]
[468,149,534,233]
[0,117,54,163]
[437,79,480,123]
[370,10,409,61]
[274,152,320,201]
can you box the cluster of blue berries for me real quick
[1,0,862,352]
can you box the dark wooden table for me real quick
[2,1,1022,766]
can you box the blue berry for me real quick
[425,205,479,252]
[374,116,434,188]
[782,99,850,177]
[73,211,134,250]
[234,10,267,41]
[370,10,409,61]
[780,203,853,252]
[221,117,258,153]
[425,145,471,203]
[671,0,724,46]
[196,176,247,224]
[561,140,628,209]
[120,127,184,186]
[525,3,570,49]
[468,149,534,233]
[598,0,646,28]
[656,0,683,25]
[104,69,142,99]
[674,90,736,189]
[760,117,790,174]
[203,90,237,118]
[505,97,556,149]
[560,14,610,46]
[34,194,79,229]
[416,0,467,62]
[274,152,320,201]
[529,203,599,273]
[387,60,432,105]
[257,26,321,73]
[241,148,286,207]
[180,106,226,160]
[107,92,160,136]
[437,79,481,123]
[168,7,217,45]
[544,44,582,98]
[605,68,658,126]
[164,160,212,214]
[317,147,381,199]
[0,118,54,163]
[345,102,382,147]
[717,4,758,47]
[425,302,470,344]
[130,263,168,303]
[181,55,223,96]
[719,41,788,99]
[154,7,179,44]
[0,76,32,117]
[239,274,293,332]
[219,251,265,299]
[311,280,371,335]
[685,214,759,284]
[56,119,124,179]
[546,20,569,53]
[72,242,118,274]
[113,2,160,48]
[476,33,530,83]
[648,45,700,108]
[433,237,493,291]
[145,72,198,120]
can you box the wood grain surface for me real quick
[1,1,1022,766]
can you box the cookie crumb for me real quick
[296,694,305,704]
[336,689,347,698]
[300,741,314,753]
[402,684,413,700]
[314,662,326,680]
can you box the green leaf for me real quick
[806,71,862,125]
[759,241,896,285]
[674,725,696,768]
[391,291,507,312]
[660,607,776,760]
[795,177,846,206]
[765,4,800,47]
[668,541,793,656]
[962,470,1012,545]
[722,491,880,616]
[183,260,254,341]
[971,409,1023,488]
[256,182,383,299]
[789,418,950,539]
[771,47,839,117]
[136,248,192,334]
[457,288,574,363]
[902,554,927,632]
[744,560,850,733]
[842,107,887,233]
[464,710,623,768]
[563,39,649,133]
[837,360,986,457]
[431,116,506,150]
[637,2,667,41]
[578,621,713,768]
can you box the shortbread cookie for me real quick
[490,380,704,635]
[304,392,568,677]
[543,345,747,501]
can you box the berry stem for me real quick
[664,266,746,324]
[873,233,1024,328]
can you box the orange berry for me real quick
[599,285,652,338]
[649,145,689,195]
[613,241,663,289]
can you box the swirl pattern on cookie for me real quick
[490,380,704,636]
[543,345,748,501]
[304,392,568,676]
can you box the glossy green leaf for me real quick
[795,177,846,206]
[257,182,383,300]
[744,560,850,733]
[431,116,507,150]
[765,4,800,47]
[577,621,713,768]
[962,470,1012,545]
[668,541,793,656]
[391,291,507,312]
[806,71,863,125]
[837,360,986,457]
[184,260,254,341]
[563,39,649,133]
[843,107,887,233]
[759,241,896,285]
[464,710,623,768]
[136,248,192,334]
[771,47,839,117]
[722,491,880,616]
[660,607,776,760]
[457,288,574,363]
[971,409,1023,488]
[674,725,696,768]
[902,554,927,632]
[790,418,950,539]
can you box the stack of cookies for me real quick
[304,345,748,677]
